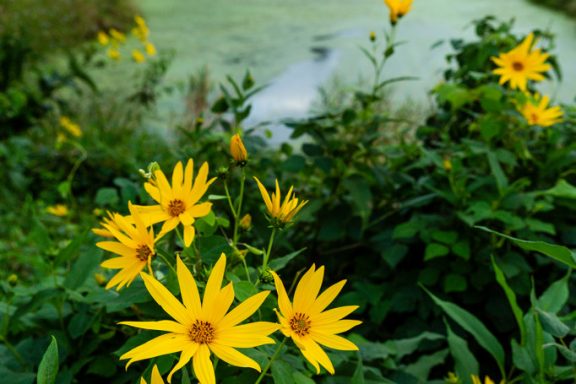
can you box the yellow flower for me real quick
[109,28,126,43]
[8,273,18,286]
[97,31,110,46]
[230,133,248,164]
[443,157,452,172]
[272,266,361,374]
[135,15,147,27]
[120,254,279,384]
[92,211,120,238]
[133,16,150,41]
[141,365,164,384]
[471,375,504,384]
[59,116,82,137]
[137,159,216,247]
[445,372,460,384]
[491,33,551,91]
[145,42,157,56]
[239,213,252,230]
[95,202,161,290]
[519,93,563,127]
[107,48,121,61]
[384,0,414,25]
[132,49,146,63]
[253,177,308,226]
[46,204,69,217]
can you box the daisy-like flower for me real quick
[138,159,216,247]
[272,265,361,375]
[491,33,551,91]
[95,202,161,290]
[519,93,563,127]
[253,177,308,227]
[120,254,279,384]
[471,375,504,384]
[384,0,414,25]
[46,204,69,217]
[92,211,121,238]
[145,42,157,56]
[141,365,164,384]
[230,133,248,165]
[97,31,110,46]
[132,49,146,63]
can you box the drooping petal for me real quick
[209,343,261,371]
[299,337,335,375]
[192,344,215,384]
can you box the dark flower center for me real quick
[289,312,311,337]
[168,199,186,217]
[512,61,524,71]
[136,245,153,262]
[189,320,215,344]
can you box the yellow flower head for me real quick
[230,133,248,165]
[120,254,279,384]
[491,33,551,91]
[92,211,120,238]
[272,266,361,374]
[145,41,157,56]
[59,116,82,137]
[133,16,150,42]
[107,48,121,61]
[471,375,504,384]
[132,49,146,63]
[97,31,110,46]
[239,213,252,230]
[109,28,126,43]
[253,177,308,226]
[138,159,216,247]
[46,204,69,217]
[384,0,414,25]
[140,365,164,384]
[96,202,161,290]
[519,93,563,127]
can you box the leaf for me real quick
[445,320,479,383]
[422,286,505,375]
[536,309,570,338]
[424,243,449,261]
[539,179,576,199]
[487,151,508,196]
[443,274,467,293]
[292,371,314,384]
[351,353,365,384]
[491,255,526,344]
[63,246,102,290]
[271,360,293,384]
[94,188,119,207]
[233,281,257,302]
[538,270,570,314]
[37,336,59,384]
[476,226,576,268]
[511,339,536,374]
[268,248,306,271]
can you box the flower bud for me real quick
[239,214,252,230]
[230,133,248,166]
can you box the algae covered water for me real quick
[139,0,576,129]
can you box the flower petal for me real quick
[119,320,188,334]
[216,322,278,348]
[209,343,261,371]
[141,272,193,325]
[176,256,202,318]
[192,344,215,384]
[120,333,190,367]
[202,253,226,315]
[310,331,359,351]
[271,272,293,319]
[218,291,270,329]
[167,343,199,383]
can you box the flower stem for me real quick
[254,337,287,384]
[262,228,277,271]
[223,180,237,219]
[232,171,246,246]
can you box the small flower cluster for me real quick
[97,16,157,63]
[491,33,563,127]
[92,134,360,383]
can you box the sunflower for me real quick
[271,265,361,374]
[137,159,216,247]
[95,202,161,290]
[519,93,563,127]
[141,365,164,384]
[491,33,551,91]
[384,0,414,24]
[120,254,279,384]
[253,177,308,227]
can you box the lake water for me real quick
[138,0,576,139]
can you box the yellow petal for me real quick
[293,265,322,313]
[202,253,226,314]
[192,344,215,384]
[299,337,335,375]
[97,239,133,255]
[119,320,188,334]
[189,202,212,218]
[313,319,362,335]
[311,280,346,315]
[151,365,164,384]
[209,343,261,371]
[183,224,195,248]
[183,159,194,194]
[207,282,235,324]
[216,322,278,348]
[141,272,193,325]
[101,256,136,269]
[189,162,211,205]
[253,177,273,213]
[172,161,184,197]
[154,169,174,203]
[120,333,190,366]
[176,256,202,318]
[310,331,359,351]
[144,182,161,204]
[311,305,359,326]
[271,271,293,318]
[167,343,199,383]
[218,291,270,329]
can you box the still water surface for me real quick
[138,0,576,135]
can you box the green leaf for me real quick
[487,152,508,196]
[492,255,526,344]
[351,353,365,384]
[476,226,576,268]
[271,360,293,384]
[539,179,576,199]
[63,247,102,290]
[234,281,257,301]
[292,371,314,384]
[268,248,306,271]
[536,309,569,338]
[94,188,119,207]
[445,320,479,383]
[443,274,467,293]
[393,219,421,239]
[511,339,536,374]
[422,286,505,375]
[452,240,470,260]
[538,270,570,314]
[424,243,450,261]
[431,230,458,244]
[37,336,59,384]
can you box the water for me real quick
[138,0,576,136]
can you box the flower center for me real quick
[289,312,311,337]
[530,113,539,124]
[512,61,524,71]
[136,244,153,262]
[189,320,215,344]
[168,199,186,217]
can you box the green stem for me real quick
[232,172,246,246]
[242,257,252,284]
[223,180,237,219]
[262,228,277,271]
[156,249,177,275]
[254,338,287,384]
